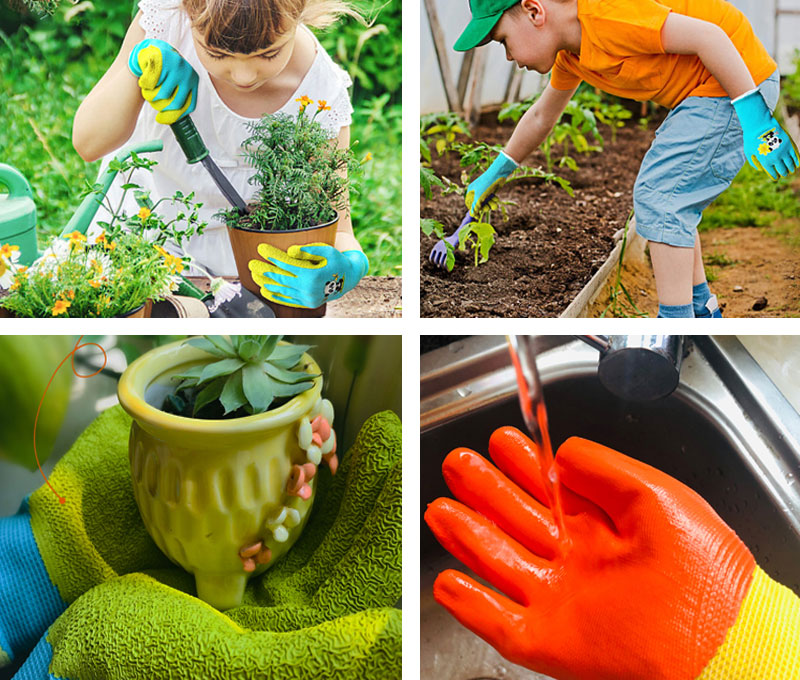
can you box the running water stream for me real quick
[507,335,571,549]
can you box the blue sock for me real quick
[657,302,694,318]
[692,282,711,315]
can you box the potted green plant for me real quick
[117,335,338,610]
[0,153,212,318]
[221,97,363,318]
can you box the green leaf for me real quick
[472,222,496,264]
[255,336,281,362]
[193,378,225,416]
[269,344,312,369]
[220,371,247,415]
[272,381,314,398]
[263,362,318,384]
[445,243,455,272]
[186,337,234,358]
[170,365,205,382]
[204,335,235,356]
[242,364,274,413]
[198,358,245,385]
[238,338,263,362]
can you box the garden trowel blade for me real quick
[200,156,249,215]
[207,285,276,318]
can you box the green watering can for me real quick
[0,139,206,298]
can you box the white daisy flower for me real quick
[208,277,242,313]
[0,244,21,290]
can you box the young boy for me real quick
[456,0,799,317]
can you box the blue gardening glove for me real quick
[465,151,518,216]
[11,411,402,680]
[732,89,800,180]
[128,39,198,125]
[0,407,170,672]
[249,243,369,309]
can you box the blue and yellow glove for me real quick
[732,88,799,180]
[249,243,369,309]
[0,407,170,671]
[9,411,401,680]
[465,151,518,216]
[128,39,198,125]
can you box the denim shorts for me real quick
[634,69,780,247]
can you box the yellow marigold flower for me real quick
[66,231,86,248]
[363,152,373,163]
[89,279,103,289]
[0,243,19,258]
[138,207,152,220]
[104,240,116,251]
[155,244,169,258]
[65,289,75,300]
[317,99,331,112]
[52,299,71,316]
[295,95,313,108]
[164,253,185,274]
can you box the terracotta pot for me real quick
[227,212,338,318]
[117,338,335,610]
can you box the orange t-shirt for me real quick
[550,0,777,109]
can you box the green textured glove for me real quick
[10,409,402,679]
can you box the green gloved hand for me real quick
[9,410,402,679]
[128,39,199,125]
[0,407,170,671]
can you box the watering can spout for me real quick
[60,139,164,237]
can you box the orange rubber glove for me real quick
[425,427,800,680]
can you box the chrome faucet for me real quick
[577,335,685,401]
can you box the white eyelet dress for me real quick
[90,0,353,275]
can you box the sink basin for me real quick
[420,335,800,680]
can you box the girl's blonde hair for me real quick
[183,0,360,54]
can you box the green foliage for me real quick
[316,0,401,105]
[420,111,471,157]
[165,335,318,418]
[499,93,603,172]
[221,102,363,232]
[349,94,401,276]
[782,50,800,110]
[701,163,800,231]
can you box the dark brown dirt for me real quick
[421,113,662,317]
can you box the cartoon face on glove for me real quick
[758,129,783,156]
[324,274,344,297]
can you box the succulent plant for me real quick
[167,335,318,418]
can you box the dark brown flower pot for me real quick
[118,299,153,318]
[227,212,339,319]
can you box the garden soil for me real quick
[421,113,660,317]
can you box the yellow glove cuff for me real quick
[698,566,800,679]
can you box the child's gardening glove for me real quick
[249,243,369,309]
[732,89,800,180]
[425,426,800,680]
[0,407,171,670]
[128,39,199,125]
[464,151,518,216]
[8,410,402,680]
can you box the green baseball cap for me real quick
[454,0,519,52]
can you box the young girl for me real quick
[72,0,368,308]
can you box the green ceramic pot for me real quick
[117,338,334,610]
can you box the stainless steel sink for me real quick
[420,335,800,680]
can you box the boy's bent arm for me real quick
[504,83,577,163]
[72,11,147,162]
[660,13,756,100]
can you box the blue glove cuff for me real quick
[489,151,518,180]
[731,89,771,128]
[0,497,66,665]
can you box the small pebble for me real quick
[239,542,262,558]
[307,445,322,465]
[255,547,272,565]
[273,526,289,543]
[320,399,334,425]
[752,297,768,311]
[298,418,312,449]
[733,285,744,293]
[242,557,256,572]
